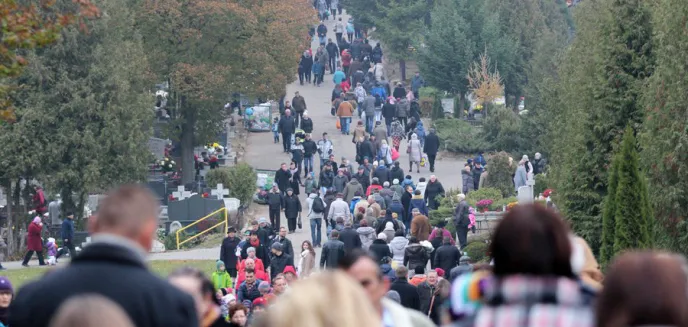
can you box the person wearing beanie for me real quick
[220,227,241,278]
[434,236,461,277]
[0,276,12,326]
[366,177,383,197]
[368,233,392,263]
[434,268,445,279]
[283,188,302,233]
[389,162,405,186]
[269,242,294,281]
[389,177,404,200]
[282,265,298,284]
[212,260,233,294]
[386,290,402,304]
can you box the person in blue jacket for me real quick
[56,212,76,259]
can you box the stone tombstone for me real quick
[87,194,105,213]
[224,198,240,213]
[148,137,168,160]
[167,194,224,222]
[441,98,455,114]
[517,185,534,205]
[211,184,229,200]
[172,186,192,200]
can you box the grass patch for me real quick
[2,260,215,290]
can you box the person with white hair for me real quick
[532,152,547,175]
[514,159,528,192]
[522,154,534,180]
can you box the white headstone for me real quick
[517,186,534,204]
[151,239,166,253]
[211,184,229,200]
[224,198,241,213]
[172,186,191,200]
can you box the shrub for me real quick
[491,196,517,211]
[206,163,258,205]
[466,187,503,207]
[463,241,489,262]
[534,173,551,196]
[481,105,523,153]
[483,151,514,198]
[434,119,490,154]
[428,188,462,234]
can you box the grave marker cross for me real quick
[211,184,229,200]
[172,186,192,200]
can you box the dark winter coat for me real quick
[292,95,307,113]
[409,196,429,217]
[278,115,296,134]
[275,168,292,192]
[60,218,75,242]
[453,200,470,228]
[272,236,294,258]
[301,118,314,134]
[434,244,461,275]
[417,282,438,314]
[299,55,313,73]
[220,236,241,272]
[381,263,396,282]
[382,103,396,120]
[372,166,391,185]
[389,166,405,185]
[241,240,270,266]
[369,239,393,263]
[257,226,275,251]
[269,252,294,280]
[461,169,474,194]
[326,42,339,58]
[9,241,198,327]
[404,243,429,272]
[302,139,317,157]
[319,169,335,188]
[353,172,370,191]
[359,140,375,161]
[283,194,302,219]
[423,133,440,155]
[424,181,445,210]
[317,24,327,36]
[333,175,349,193]
[393,87,406,99]
[27,222,43,251]
[266,191,283,210]
[390,279,421,310]
[338,227,362,252]
[320,239,345,269]
[388,200,405,222]
[401,191,413,218]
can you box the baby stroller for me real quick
[291,128,306,146]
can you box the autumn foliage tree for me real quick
[466,52,504,112]
[137,0,314,183]
[0,0,98,123]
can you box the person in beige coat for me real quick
[298,240,316,278]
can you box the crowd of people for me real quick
[3,185,687,327]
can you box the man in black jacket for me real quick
[320,230,345,269]
[418,270,439,314]
[453,194,470,249]
[433,237,461,275]
[278,110,296,152]
[220,227,241,278]
[268,242,294,280]
[267,184,283,230]
[257,217,275,246]
[9,185,198,327]
[272,227,294,258]
[389,266,420,310]
[283,188,302,233]
[275,163,292,196]
[241,230,270,266]
[423,128,440,172]
[338,221,362,252]
[302,133,318,177]
[325,38,339,74]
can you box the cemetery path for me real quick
[4,10,467,272]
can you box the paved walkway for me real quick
[4,10,466,273]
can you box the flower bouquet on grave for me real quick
[476,199,493,213]
[506,202,518,211]
[543,189,553,198]
[160,157,176,173]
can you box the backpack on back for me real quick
[312,196,325,213]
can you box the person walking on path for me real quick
[453,193,470,249]
[298,52,313,85]
[346,19,355,42]
[272,227,294,258]
[319,164,335,196]
[220,227,241,278]
[10,186,198,327]
[336,94,355,135]
[306,191,325,247]
[22,216,46,267]
[56,212,77,260]
[291,92,307,127]
[333,67,346,86]
[312,58,325,86]
[362,94,376,133]
[410,210,431,242]
[410,72,425,99]
[334,17,344,43]
[278,110,296,153]
[316,21,328,45]
[275,163,292,196]
[424,175,445,210]
[266,184,284,230]
[341,49,352,77]
[320,230,345,269]
[407,133,423,173]
[461,164,474,195]
[283,188,302,234]
[395,97,410,130]
[301,133,317,177]
[317,132,334,168]
[389,266,421,310]
[382,97,396,135]
[328,193,351,224]
[326,39,339,74]
[423,128,440,173]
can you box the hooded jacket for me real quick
[319,169,335,188]
[283,193,302,218]
[409,195,428,217]
[356,226,376,250]
[404,243,429,272]
[396,98,410,118]
[342,179,364,203]
[369,238,393,262]
[372,165,391,184]
[388,236,409,266]
[333,174,349,193]
[462,169,474,194]
[390,166,405,185]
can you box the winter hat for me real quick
[283,265,297,276]
[271,242,284,252]
[32,216,41,224]
[405,175,412,180]
[258,281,271,292]
[258,217,268,224]
[435,268,445,278]
[377,233,388,241]
[252,297,267,308]
[223,293,236,305]
[386,290,401,303]
[383,181,390,187]
[375,120,382,125]
[373,160,379,166]
[414,266,425,275]
[216,260,226,270]
[0,276,13,294]
[393,179,399,185]
[384,222,394,231]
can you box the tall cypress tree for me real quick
[600,143,621,266]
[611,127,653,254]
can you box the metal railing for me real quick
[175,207,228,250]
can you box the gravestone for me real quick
[172,186,192,200]
[147,180,170,205]
[441,98,455,114]
[167,194,224,222]
[224,198,240,214]
[517,179,536,204]
[211,184,229,200]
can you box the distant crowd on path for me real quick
[3,185,688,327]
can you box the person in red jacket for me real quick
[341,49,352,78]
[235,258,269,290]
[22,217,46,267]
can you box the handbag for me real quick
[406,145,411,154]
[336,119,341,129]
[331,107,336,116]
[297,214,303,229]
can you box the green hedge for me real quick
[434,119,490,154]
[463,241,489,262]
[466,187,503,207]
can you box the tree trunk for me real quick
[75,191,87,231]
[458,93,466,118]
[5,183,14,255]
[180,95,196,185]
[399,59,407,82]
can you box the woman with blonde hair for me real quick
[254,271,381,327]
[49,294,134,327]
